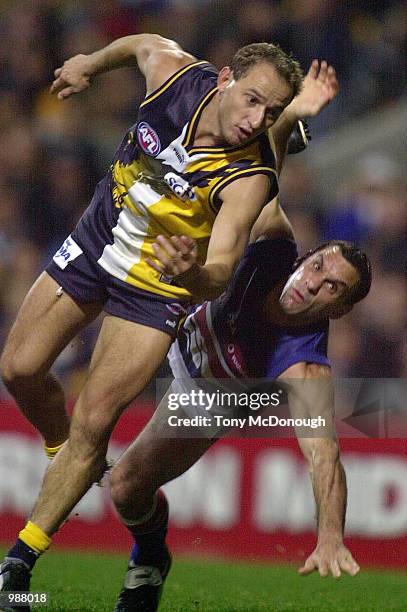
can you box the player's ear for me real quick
[217,66,233,92]
[328,302,353,320]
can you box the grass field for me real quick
[1,548,406,612]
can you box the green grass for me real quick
[2,548,407,611]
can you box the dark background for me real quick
[1,0,406,393]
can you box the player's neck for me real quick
[264,284,288,325]
[193,93,226,147]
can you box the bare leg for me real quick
[29,316,172,535]
[110,399,215,520]
[109,388,216,612]
[0,272,103,445]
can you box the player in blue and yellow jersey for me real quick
[109,198,371,611]
[0,33,338,611]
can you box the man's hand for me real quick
[50,54,93,100]
[299,541,360,578]
[286,59,339,120]
[146,235,200,282]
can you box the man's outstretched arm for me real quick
[50,34,196,100]
[297,436,359,578]
[271,59,339,174]
[280,362,360,578]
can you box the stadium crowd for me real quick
[0,0,406,388]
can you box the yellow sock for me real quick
[19,521,51,555]
[44,441,65,460]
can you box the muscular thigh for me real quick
[2,272,103,374]
[113,394,215,489]
[73,315,173,426]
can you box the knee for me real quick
[0,349,41,390]
[110,470,134,511]
[110,461,155,511]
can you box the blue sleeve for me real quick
[265,325,331,379]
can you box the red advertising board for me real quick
[1,400,407,568]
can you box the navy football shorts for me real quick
[46,235,189,338]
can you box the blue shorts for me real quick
[46,235,189,338]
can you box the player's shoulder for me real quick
[145,41,214,97]
[144,59,217,111]
[145,53,194,93]
[246,236,297,265]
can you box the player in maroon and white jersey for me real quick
[110,198,371,610]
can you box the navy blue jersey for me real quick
[172,238,330,380]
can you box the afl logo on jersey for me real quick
[137,122,161,156]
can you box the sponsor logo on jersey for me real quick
[137,121,161,156]
[226,343,246,376]
[164,172,196,201]
[170,145,186,166]
[53,235,83,270]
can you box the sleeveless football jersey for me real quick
[73,61,278,299]
[172,238,330,380]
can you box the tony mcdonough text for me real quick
[168,415,326,429]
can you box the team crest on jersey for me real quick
[137,121,161,157]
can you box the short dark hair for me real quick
[230,43,303,98]
[295,240,372,306]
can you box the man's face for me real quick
[279,246,360,320]
[217,62,293,146]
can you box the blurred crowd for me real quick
[0,0,406,391]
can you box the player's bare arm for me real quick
[50,34,196,100]
[280,362,360,578]
[271,60,339,173]
[147,173,271,300]
[249,196,294,243]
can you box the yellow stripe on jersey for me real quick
[189,147,257,157]
[188,136,269,156]
[267,128,277,159]
[140,61,210,108]
[183,87,218,146]
[208,166,277,213]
